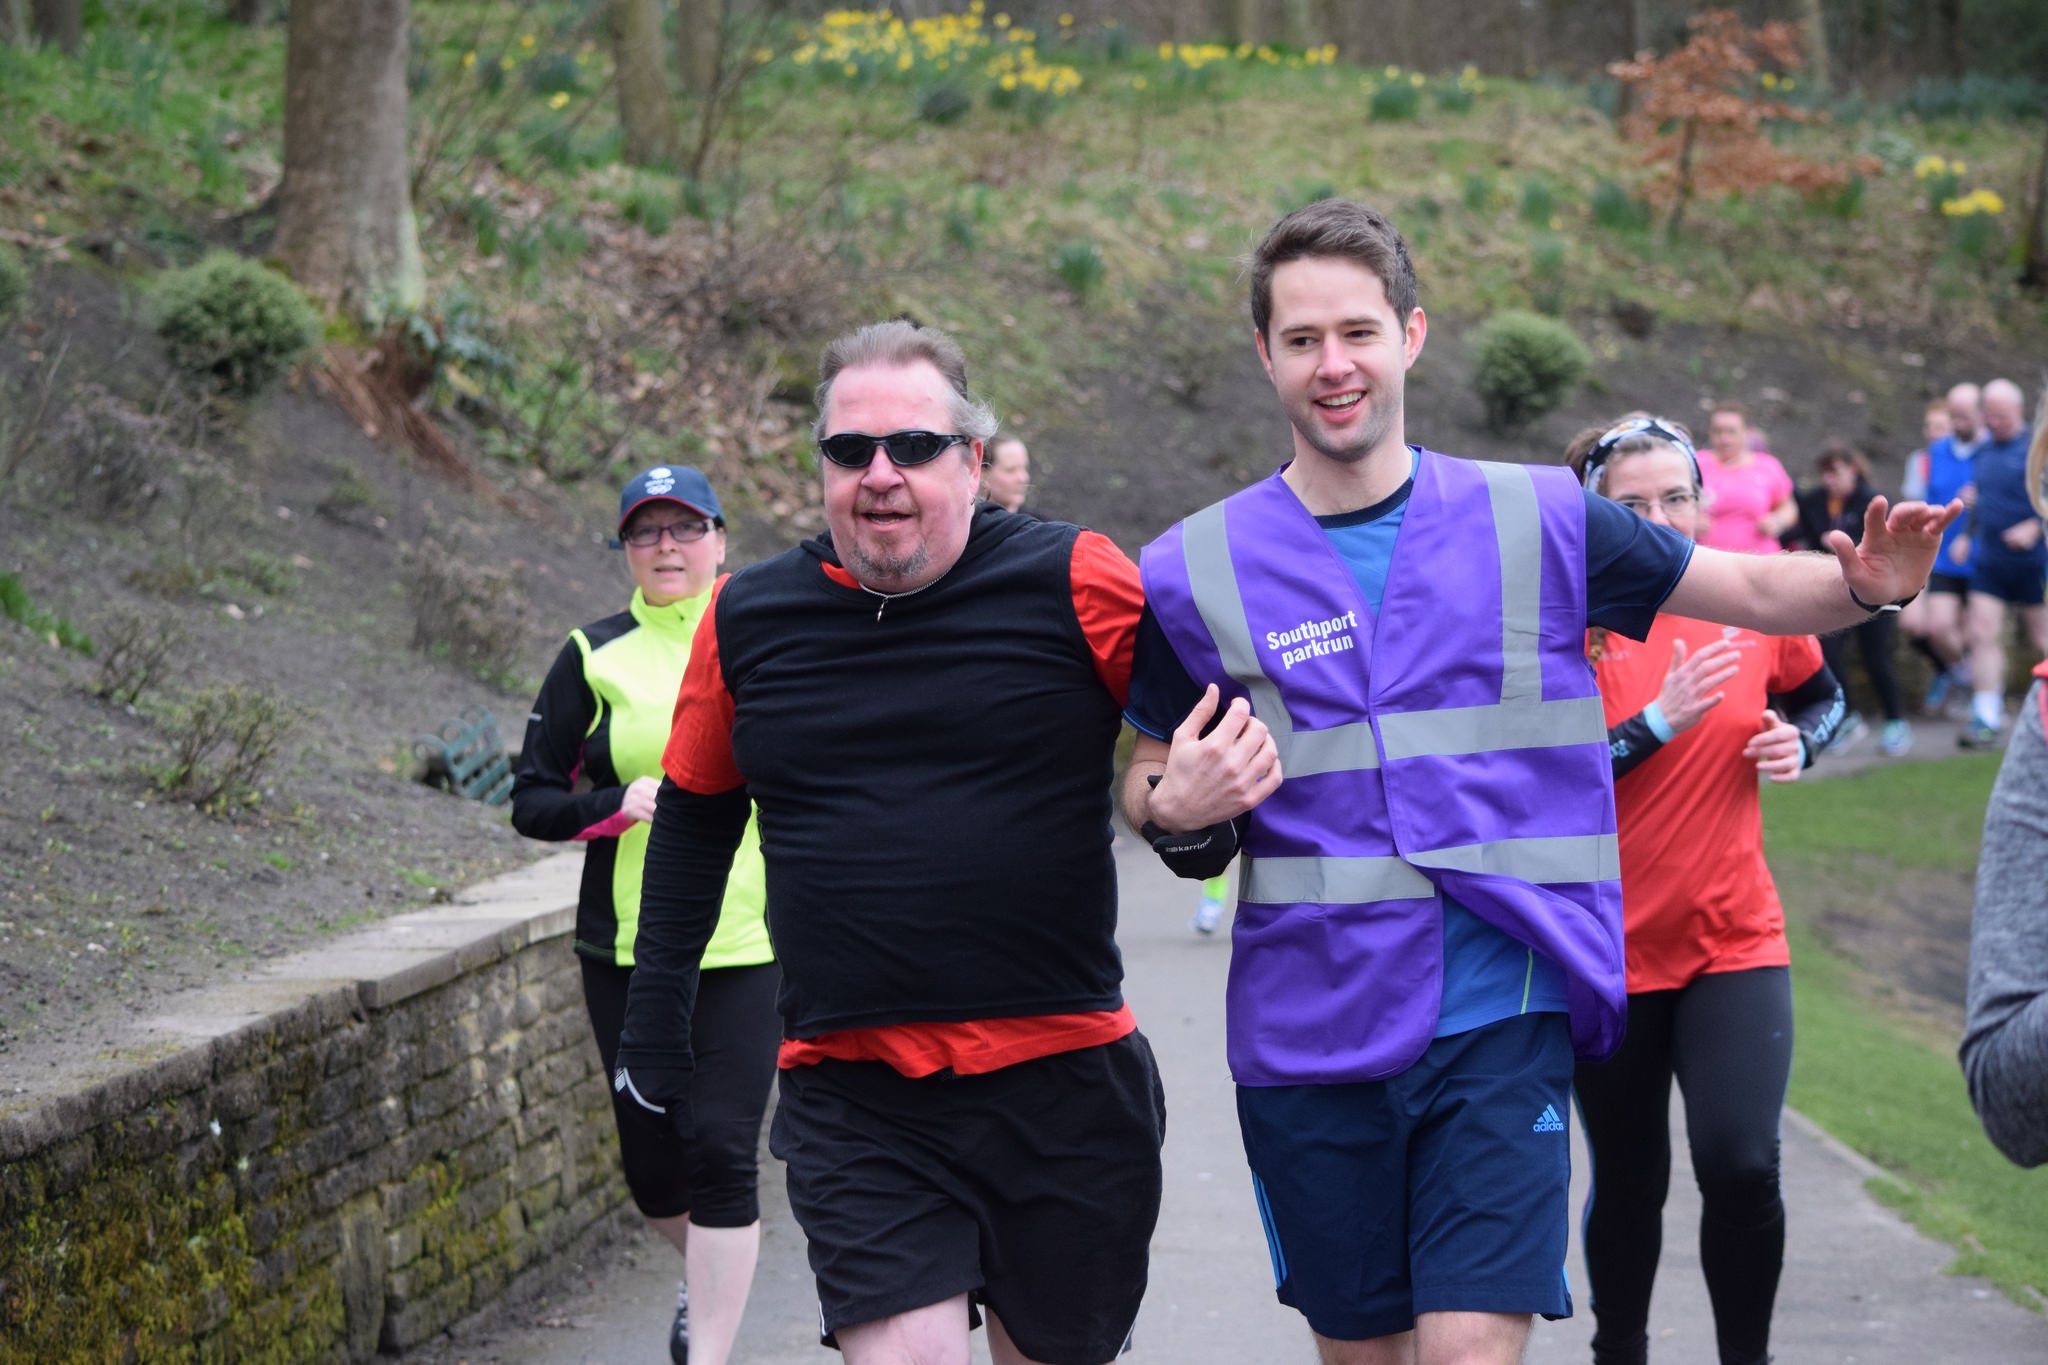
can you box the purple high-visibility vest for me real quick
[1141,451,1624,1085]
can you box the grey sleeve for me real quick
[1960,679,2048,1168]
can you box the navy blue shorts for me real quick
[1970,553,2048,606]
[1236,1012,1574,1342]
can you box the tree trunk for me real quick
[613,0,678,166]
[29,0,80,53]
[226,0,266,23]
[1280,0,1310,49]
[1220,0,1257,46]
[1794,0,1828,92]
[273,0,423,318]
[676,0,722,99]
[1937,0,1963,78]
[0,0,21,45]
[2021,118,2048,292]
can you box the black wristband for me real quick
[1847,581,1918,615]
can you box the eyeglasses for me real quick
[621,518,715,548]
[817,430,968,469]
[1613,491,1699,517]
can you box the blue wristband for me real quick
[1642,700,1676,744]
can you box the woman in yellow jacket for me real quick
[512,465,774,1365]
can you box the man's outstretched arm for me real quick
[1665,496,1964,633]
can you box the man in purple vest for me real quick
[1117,199,1961,1365]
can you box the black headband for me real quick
[1581,417,1702,494]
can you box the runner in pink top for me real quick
[1699,402,1797,555]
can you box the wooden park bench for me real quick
[415,704,515,806]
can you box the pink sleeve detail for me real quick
[576,809,638,841]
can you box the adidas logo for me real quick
[1532,1103,1565,1133]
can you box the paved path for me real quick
[436,834,2046,1364]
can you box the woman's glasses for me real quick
[1613,491,1699,517]
[620,519,715,548]
[817,430,968,468]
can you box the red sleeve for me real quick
[1069,530,1142,706]
[1767,631,1826,692]
[662,575,745,793]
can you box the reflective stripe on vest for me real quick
[1243,832,1620,905]
[1183,463,1609,903]
[1182,500,1379,777]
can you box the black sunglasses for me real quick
[817,430,969,469]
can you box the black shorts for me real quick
[771,1031,1166,1365]
[1927,571,1970,597]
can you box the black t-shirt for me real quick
[1125,484,1694,738]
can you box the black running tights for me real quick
[1573,966,1793,1365]
[1821,612,1903,722]
[581,955,781,1226]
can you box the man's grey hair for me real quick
[812,319,999,450]
[1983,378,2024,411]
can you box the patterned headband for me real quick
[1580,417,1702,495]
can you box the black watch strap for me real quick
[1847,581,1919,615]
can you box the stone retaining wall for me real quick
[0,854,630,1363]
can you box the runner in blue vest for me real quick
[1117,199,1961,1365]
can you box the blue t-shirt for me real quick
[1968,427,2045,567]
[1126,455,1695,1038]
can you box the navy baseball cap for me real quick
[618,465,722,531]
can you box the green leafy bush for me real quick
[0,246,31,329]
[1590,180,1650,232]
[1471,309,1591,430]
[1461,172,1494,214]
[1053,239,1105,297]
[1520,179,1556,229]
[620,178,678,236]
[917,80,973,125]
[152,252,320,398]
[1369,82,1421,121]
[155,683,295,811]
[0,571,94,655]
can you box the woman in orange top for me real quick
[1564,417,1846,1365]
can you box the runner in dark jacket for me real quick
[511,465,776,1365]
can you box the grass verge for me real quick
[1763,755,2048,1308]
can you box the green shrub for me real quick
[1434,81,1475,114]
[1470,309,1591,430]
[0,571,94,655]
[91,611,185,707]
[1529,235,1568,313]
[1590,180,1650,232]
[1812,171,1867,220]
[944,207,978,253]
[620,178,677,236]
[1277,180,1338,214]
[1053,239,1105,297]
[154,683,295,811]
[916,80,973,125]
[0,246,30,329]
[1895,75,2046,122]
[1520,179,1556,229]
[1369,82,1421,121]
[1462,172,1494,214]
[404,539,530,680]
[1948,211,2005,265]
[152,252,320,398]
